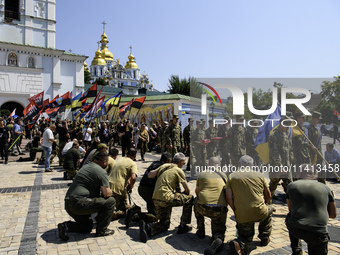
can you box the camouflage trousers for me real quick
[58,141,67,166]
[140,141,148,160]
[220,146,230,167]
[230,154,243,167]
[236,205,274,254]
[269,177,292,198]
[150,194,194,237]
[65,168,77,180]
[194,201,228,241]
[206,143,217,159]
[169,145,182,158]
[111,192,127,220]
[194,148,206,171]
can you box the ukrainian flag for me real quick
[254,105,281,164]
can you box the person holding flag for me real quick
[268,115,294,200]
[308,111,324,183]
[292,112,311,179]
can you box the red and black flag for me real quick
[119,99,134,119]
[80,83,97,101]
[48,94,60,108]
[28,91,44,108]
[23,101,40,121]
[45,107,60,119]
[131,96,146,109]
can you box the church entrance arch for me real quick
[1,101,24,117]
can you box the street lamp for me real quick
[210,101,215,121]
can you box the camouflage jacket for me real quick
[268,128,293,166]
[217,124,230,149]
[166,124,183,147]
[183,124,191,147]
[292,124,311,164]
[245,126,258,156]
[228,125,246,156]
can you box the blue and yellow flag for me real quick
[254,105,281,164]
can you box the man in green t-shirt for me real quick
[57,151,115,241]
[63,141,82,180]
[226,155,273,255]
[139,152,193,243]
[194,157,228,255]
[109,148,137,220]
[286,164,337,255]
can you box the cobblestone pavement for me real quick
[0,136,340,255]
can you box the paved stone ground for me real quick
[0,136,340,255]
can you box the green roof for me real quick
[0,41,87,57]
[120,94,200,103]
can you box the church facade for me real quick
[88,24,154,96]
[0,0,86,115]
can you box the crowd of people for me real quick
[0,112,339,255]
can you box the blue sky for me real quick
[56,0,340,93]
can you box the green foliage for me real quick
[0,109,11,117]
[84,69,91,84]
[167,75,202,98]
[318,76,340,123]
[225,82,298,120]
[93,77,108,86]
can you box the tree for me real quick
[93,77,108,86]
[318,76,340,123]
[84,69,91,84]
[167,75,202,98]
[0,109,11,117]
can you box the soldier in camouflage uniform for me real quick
[268,116,294,199]
[183,118,194,171]
[165,115,184,157]
[200,118,206,131]
[160,121,169,153]
[245,120,259,166]
[194,157,228,255]
[218,117,231,167]
[292,112,311,179]
[308,111,324,183]
[192,120,207,172]
[139,153,193,243]
[228,115,246,167]
[205,120,218,159]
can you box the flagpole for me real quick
[8,134,22,151]
[296,125,340,179]
[132,108,142,124]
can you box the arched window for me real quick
[8,53,18,66]
[93,67,97,76]
[28,57,35,68]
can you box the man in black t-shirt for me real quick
[118,120,133,157]
[0,119,10,164]
[57,121,70,166]
[138,152,172,215]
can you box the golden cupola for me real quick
[125,52,139,69]
[91,48,107,66]
[100,32,114,61]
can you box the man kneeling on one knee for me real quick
[57,151,115,240]
[227,155,274,255]
[194,157,228,255]
[139,152,193,243]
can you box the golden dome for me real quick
[91,49,107,66]
[84,62,88,67]
[100,32,114,61]
[124,53,139,69]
